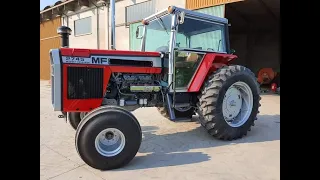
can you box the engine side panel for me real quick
[58,48,163,112]
[62,64,111,112]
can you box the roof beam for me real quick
[78,0,89,7]
[40,0,76,14]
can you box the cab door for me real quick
[173,49,205,92]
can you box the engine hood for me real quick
[60,48,161,58]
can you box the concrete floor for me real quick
[40,80,280,180]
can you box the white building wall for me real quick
[62,5,107,49]
[111,0,150,50]
[60,0,186,51]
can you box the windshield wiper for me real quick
[155,16,169,35]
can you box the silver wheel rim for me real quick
[94,128,126,157]
[222,81,253,127]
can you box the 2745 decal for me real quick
[65,56,85,61]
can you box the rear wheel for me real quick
[75,106,142,170]
[197,65,261,140]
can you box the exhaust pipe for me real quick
[57,26,72,47]
[110,0,116,49]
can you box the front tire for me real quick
[197,65,261,140]
[75,106,142,170]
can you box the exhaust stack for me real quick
[110,0,116,49]
[57,26,72,47]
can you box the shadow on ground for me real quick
[112,114,280,171]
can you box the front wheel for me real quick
[197,65,261,140]
[75,106,142,170]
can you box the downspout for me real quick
[110,0,116,49]
[107,3,110,49]
[96,7,100,49]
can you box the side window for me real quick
[74,17,92,36]
[174,51,204,89]
[176,33,188,48]
[176,17,226,52]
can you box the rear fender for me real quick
[187,53,237,92]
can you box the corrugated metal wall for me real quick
[126,0,156,25]
[194,5,225,17]
[186,0,243,10]
[40,17,61,80]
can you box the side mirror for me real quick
[230,49,236,54]
[136,25,144,39]
[178,11,185,24]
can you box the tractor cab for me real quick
[136,6,232,92]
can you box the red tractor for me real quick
[50,6,261,170]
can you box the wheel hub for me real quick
[223,87,242,120]
[105,132,114,140]
[95,128,125,157]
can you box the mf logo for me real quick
[91,57,109,64]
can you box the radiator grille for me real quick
[67,67,104,99]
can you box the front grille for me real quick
[67,67,104,99]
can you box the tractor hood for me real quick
[60,48,161,58]
[57,48,162,68]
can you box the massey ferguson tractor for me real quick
[50,5,261,170]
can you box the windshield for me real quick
[144,14,172,52]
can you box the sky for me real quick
[40,0,58,10]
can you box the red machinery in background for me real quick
[257,68,280,94]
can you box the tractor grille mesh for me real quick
[67,67,104,99]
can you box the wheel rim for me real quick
[94,128,126,157]
[222,81,253,127]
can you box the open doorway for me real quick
[225,0,280,92]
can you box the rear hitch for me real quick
[58,115,65,118]
[58,112,67,122]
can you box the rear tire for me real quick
[75,106,142,170]
[197,65,261,140]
